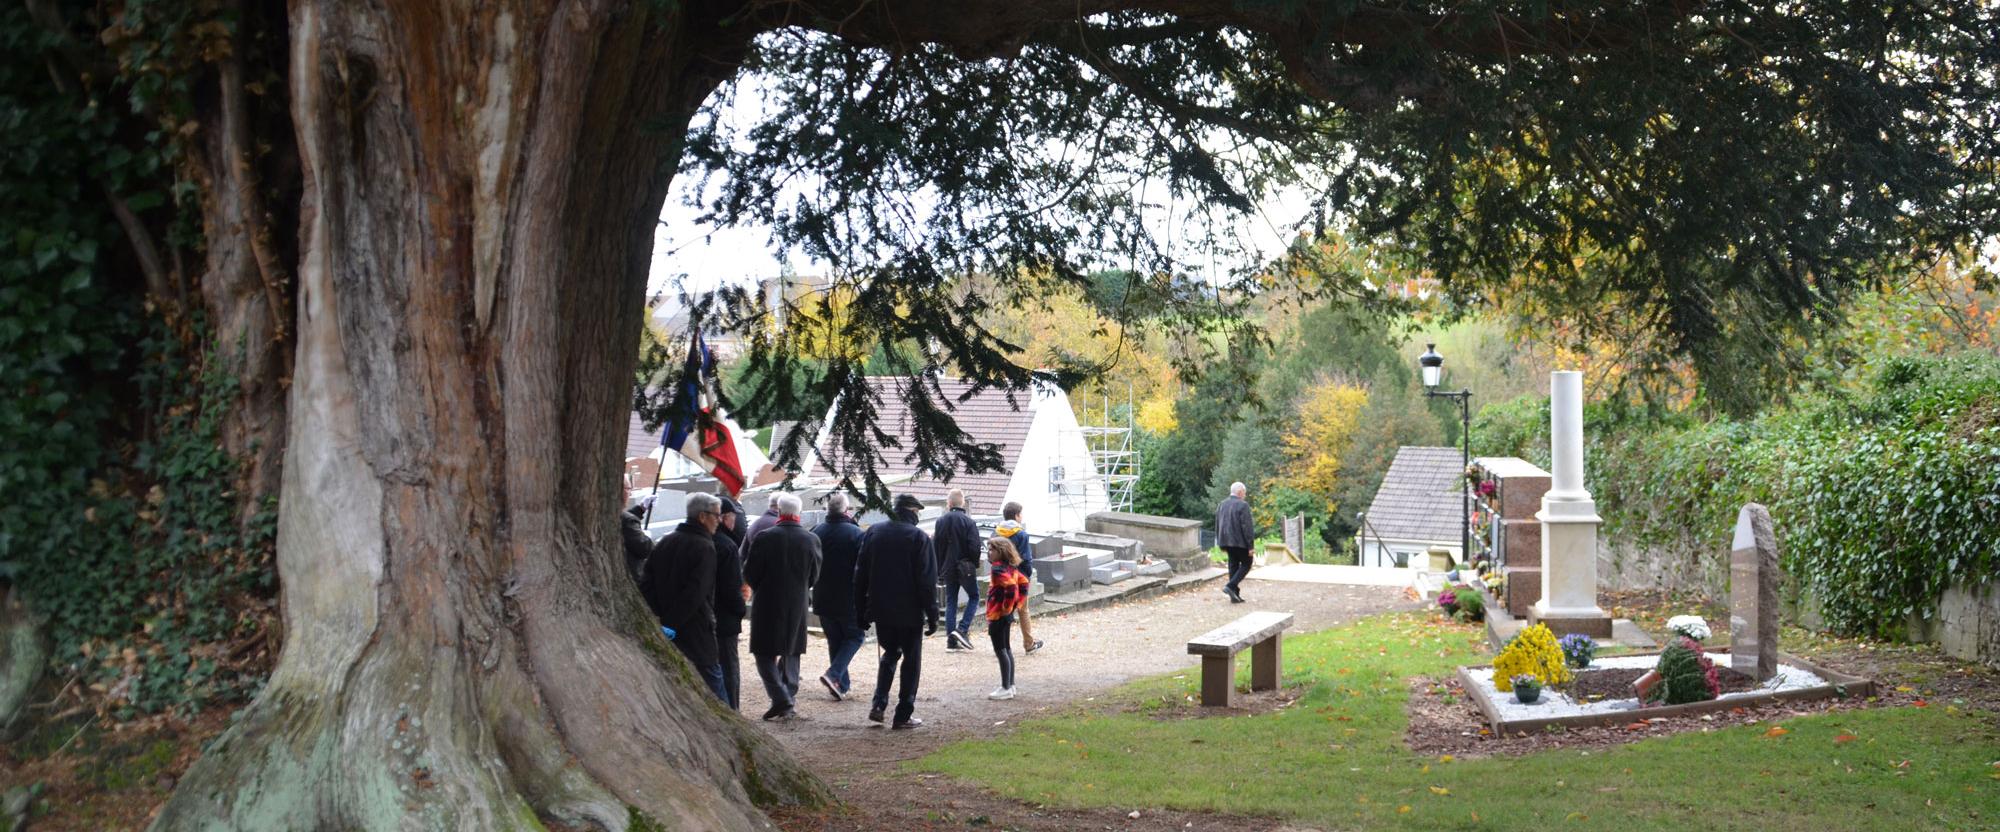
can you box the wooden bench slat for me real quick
[1186,611,1294,656]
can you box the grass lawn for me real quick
[918,612,1999,831]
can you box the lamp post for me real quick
[1418,344,1473,567]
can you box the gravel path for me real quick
[740,577,1419,758]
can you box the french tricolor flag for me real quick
[662,332,746,496]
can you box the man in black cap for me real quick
[854,493,939,728]
[712,495,749,709]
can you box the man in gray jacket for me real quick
[1215,482,1255,603]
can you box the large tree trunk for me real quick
[152,2,824,829]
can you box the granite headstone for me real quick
[1729,503,1780,681]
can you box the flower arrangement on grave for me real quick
[1644,637,1722,705]
[1476,479,1498,500]
[1454,590,1486,624]
[1665,615,1711,642]
[1491,623,1572,692]
[1558,633,1597,668]
[1436,589,1460,615]
[1511,674,1543,703]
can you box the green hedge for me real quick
[1473,353,2000,638]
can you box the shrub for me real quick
[1646,637,1721,705]
[1492,624,1571,692]
[1453,591,1486,623]
[1558,633,1597,668]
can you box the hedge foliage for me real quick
[1474,353,2000,638]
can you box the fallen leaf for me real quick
[1438,754,1455,763]
[1429,786,1450,796]
[1895,685,1913,693]
[1398,805,1412,814]
[1763,726,1790,738]
[1834,734,1858,744]
[1913,699,1930,708]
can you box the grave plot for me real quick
[1455,648,1874,734]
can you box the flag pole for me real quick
[640,452,667,531]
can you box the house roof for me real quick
[626,411,663,462]
[1362,446,1465,546]
[812,376,1039,514]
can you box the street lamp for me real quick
[1418,344,1473,568]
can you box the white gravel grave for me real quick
[1465,651,1830,722]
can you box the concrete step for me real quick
[1090,563,1136,584]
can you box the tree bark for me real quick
[153,2,822,829]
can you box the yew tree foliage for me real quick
[671,1,2000,504]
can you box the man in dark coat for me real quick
[855,493,940,729]
[933,488,983,650]
[744,492,821,721]
[1216,481,1256,603]
[712,496,749,710]
[641,492,727,701]
[619,501,655,584]
[810,492,866,700]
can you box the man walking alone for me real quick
[1216,481,1255,604]
[744,492,820,721]
[855,493,939,729]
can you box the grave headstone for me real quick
[1730,503,1781,681]
[1283,515,1304,559]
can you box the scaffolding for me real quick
[1084,389,1140,509]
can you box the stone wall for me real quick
[1937,580,2000,668]
[1597,539,2000,668]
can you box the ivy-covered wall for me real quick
[1474,353,2000,644]
[0,3,278,717]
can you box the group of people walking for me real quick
[622,487,1042,729]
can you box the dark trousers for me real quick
[716,630,742,710]
[820,613,866,694]
[944,565,980,636]
[871,623,924,723]
[989,616,1015,689]
[1223,546,1253,592]
[754,652,801,712]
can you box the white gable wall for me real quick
[1003,386,1107,533]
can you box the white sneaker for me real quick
[988,686,1016,700]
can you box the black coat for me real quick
[712,529,747,636]
[744,520,820,656]
[641,522,718,668]
[810,512,865,619]
[933,507,982,579]
[620,508,653,583]
[1216,495,1255,549]
[855,511,939,629]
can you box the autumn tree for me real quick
[4,1,1997,830]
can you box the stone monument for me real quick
[1527,371,1613,638]
[1730,503,1780,680]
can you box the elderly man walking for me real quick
[1216,481,1255,604]
[855,493,939,729]
[811,492,866,700]
[640,492,728,701]
[745,492,821,721]
[934,489,983,650]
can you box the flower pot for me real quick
[1515,685,1542,704]
[1633,669,1662,702]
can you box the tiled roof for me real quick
[626,411,662,461]
[815,376,1036,514]
[1363,446,1465,544]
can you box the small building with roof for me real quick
[795,375,1108,531]
[1355,445,1466,569]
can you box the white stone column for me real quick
[1530,371,1612,637]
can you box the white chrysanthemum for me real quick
[1666,614,1711,641]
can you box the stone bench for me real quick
[1185,611,1293,707]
